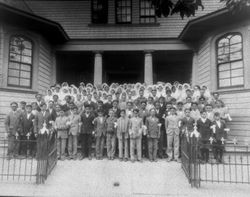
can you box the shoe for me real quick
[111,157,114,160]
[124,158,128,162]
[88,156,92,160]
[119,158,123,161]
[131,159,135,163]
[154,159,158,162]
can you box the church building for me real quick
[0,0,250,143]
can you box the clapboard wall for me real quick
[193,20,250,144]
[25,0,225,39]
[0,22,55,139]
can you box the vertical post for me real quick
[144,50,153,85]
[93,51,103,85]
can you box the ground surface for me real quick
[0,159,250,197]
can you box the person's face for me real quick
[215,115,220,121]
[152,90,156,96]
[73,108,78,115]
[32,103,37,110]
[170,109,176,115]
[214,93,219,100]
[150,109,156,116]
[56,87,60,92]
[133,111,138,117]
[36,95,42,101]
[59,111,64,116]
[77,95,81,100]
[139,90,144,97]
[98,102,103,108]
[127,103,132,109]
[41,105,47,111]
[177,104,183,110]
[155,103,160,109]
[186,98,192,103]
[113,101,118,108]
[120,111,125,117]
[48,90,52,95]
[48,102,53,108]
[201,112,207,119]
[26,107,32,113]
[206,105,212,112]
[20,103,26,109]
[69,103,74,109]
[122,95,126,100]
[55,105,60,112]
[85,107,91,114]
[185,110,191,117]
[200,89,205,95]
[53,95,58,102]
[98,112,103,117]
[109,110,114,117]
[191,104,198,110]
[108,96,112,102]
[141,103,146,109]
[148,98,153,103]
[87,95,92,100]
[11,104,17,111]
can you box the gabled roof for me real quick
[179,7,250,42]
[0,2,69,44]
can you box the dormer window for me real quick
[115,0,132,24]
[91,0,108,24]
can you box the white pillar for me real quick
[144,51,153,85]
[93,51,103,85]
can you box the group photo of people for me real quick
[5,81,232,163]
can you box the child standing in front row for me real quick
[165,107,181,162]
[197,110,212,163]
[106,109,117,160]
[93,110,106,160]
[55,107,69,160]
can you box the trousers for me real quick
[68,135,78,157]
[118,133,129,159]
[96,135,105,158]
[130,137,142,161]
[106,133,116,158]
[148,138,158,160]
[57,137,67,158]
[167,133,180,159]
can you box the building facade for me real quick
[0,0,250,143]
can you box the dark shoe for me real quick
[124,158,128,162]
[167,158,172,162]
[119,158,123,162]
[88,156,92,160]
[111,157,114,160]
[131,159,135,163]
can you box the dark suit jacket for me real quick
[212,120,227,140]
[112,107,121,118]
[22,113,35,135]
[84,101,97,111]
[103,102,113,115]
[34,110,52,133]
[80,113,95,134]
[181,117,195,133]
[5,111,23,135]
[197,118,212,140]
[48,108,57,121]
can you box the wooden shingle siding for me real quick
[25,0,224,39]
[220,92,250,143]
[0,23,3,86]
[0,91,36,139]
[38,37,53,95]
[196,37,211,88]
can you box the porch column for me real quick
[93,51,103,85]
[144,50,153,85]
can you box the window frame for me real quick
[115,0,132,24]
[7,35,33,89]
[91,0,108,24]
[216,33,244,89]
[139,0,156,24]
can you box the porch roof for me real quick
[179,7,250,42]
[0,2,69,44]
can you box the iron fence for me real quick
[0,132,57,184]
[181,134,250,188]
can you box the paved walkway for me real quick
[0,159,250,197]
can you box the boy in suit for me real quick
[20,104,35,157]
[212,112,228,163]
[165,107,181,162]
[80,105,95,160]
[129,109,143,162]
[106,109,117,160]
[117,110,130,161]
[139,101,149,158]
[146,108,160,162]
[54,107,70,160]
[93,110,107,160]
[197,110,213,163]
[181,108,195,135]
[68,106,81,160]
[5,102,23,159]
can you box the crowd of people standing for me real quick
[4,81,232,163]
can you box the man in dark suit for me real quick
[5,102,23,159]
[48,100,57,121]
[80,105,95,160]
[84,94,97,112]
[20,104,35,157]
[103,94,113,115]
[34,103,53,135]
[112,100,121,118]
[155,101,166,158]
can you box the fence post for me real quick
[190,136,200,188]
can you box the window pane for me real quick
[22,48,32,56]
[219,79,230,87]
[219,70,230,79]
[8,77,19,85]
[230,51,242,61]
[23,40,32,49]
[20,71,31,78]
[230,43,242,53]
[21,64,31,72]
[218,63,230,71]
[20,78,30,87]
[10,53,21,62]
[232,77,243,86]
[10,46,21,54]
[231,61,243,69]
[8,69,20,77]
[231,35,242,44]
[218,54,230,63]
[218,38,229,47]
[231,69,243,77]
[21,56,32,64]
[9,62,20,70]
[218,45,229,55]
